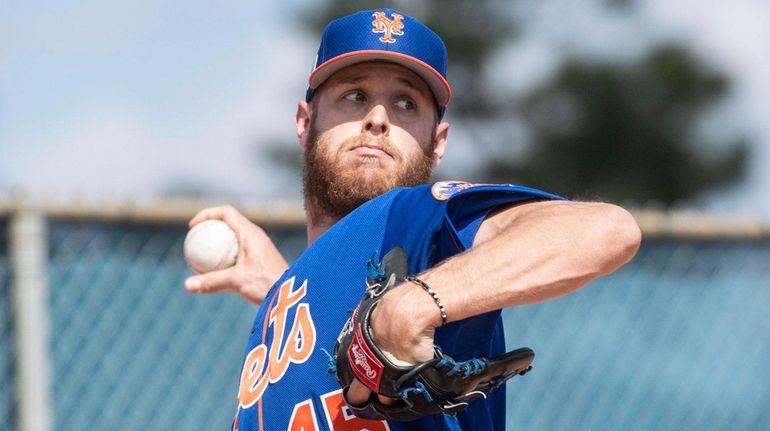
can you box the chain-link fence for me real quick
[503,239,770,430]
[0,206,768,431]
[46,219,307,430]
[0,218,13,431]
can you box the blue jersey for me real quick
[232,181,562,431]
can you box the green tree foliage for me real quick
[487,45,748,204]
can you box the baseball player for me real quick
[184,9,641,431]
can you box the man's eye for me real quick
[344,91,366,103]
[395,98,416,111]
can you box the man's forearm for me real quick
[378,201,642,339]
[430,201,640,322]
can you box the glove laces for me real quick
[400,381,434,402]
[437,357,487,378]
[320,348,337,374]
[366,251,386,280]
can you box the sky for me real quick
[2,0,769,219]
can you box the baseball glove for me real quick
[325,246,535,421]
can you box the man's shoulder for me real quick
[351,183,439,214]
[370,180,484,204]
[368,183,452,218]
[355,180,563,220]
[385,180,562,200]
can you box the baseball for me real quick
[183,220,239,274]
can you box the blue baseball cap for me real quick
[305,9,452,110]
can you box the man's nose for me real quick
[362,104,390,136]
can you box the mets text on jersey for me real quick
[233,277,391,431]
[237,277,316,408]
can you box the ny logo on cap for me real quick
[371,11,404,43]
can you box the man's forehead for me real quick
[326,61,432,95]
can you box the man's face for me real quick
[301,62,448,220]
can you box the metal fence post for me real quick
[10,209,53,431]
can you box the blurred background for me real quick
[2,0,770,217]
[1,0,769,430]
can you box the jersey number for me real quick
[288,389,390,431]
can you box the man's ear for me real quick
[295,100,311,149]
[431,121,450,168]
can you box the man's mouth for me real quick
[349,143,392,159]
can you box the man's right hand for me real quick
[183,205,289,305]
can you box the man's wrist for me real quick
[406,276,447,326]
[395,278,444,330]
[369,282,441,362]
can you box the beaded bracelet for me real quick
[406,276,448,326]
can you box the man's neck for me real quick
[305,208,342,245]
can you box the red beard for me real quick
[303,127,434,223]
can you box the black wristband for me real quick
[406,276,448,326]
